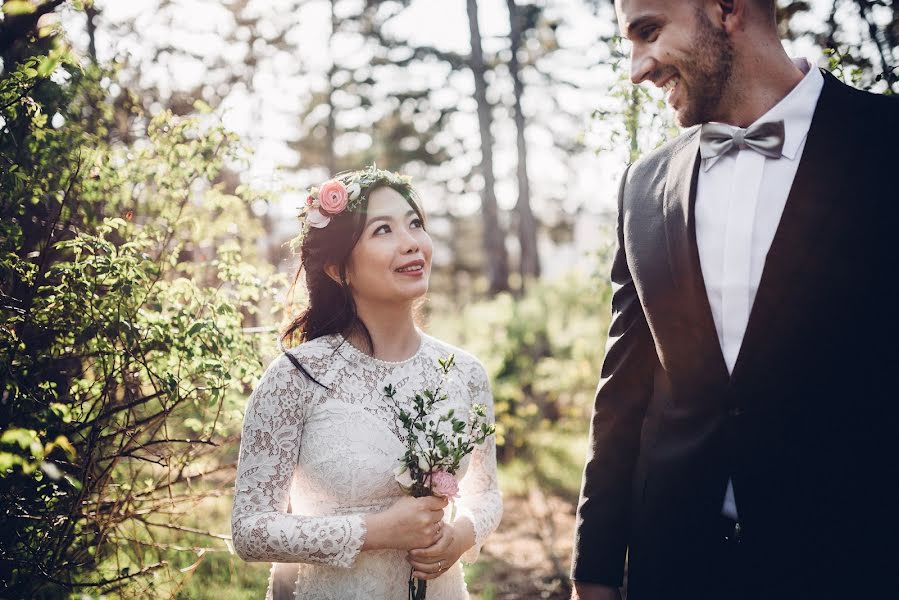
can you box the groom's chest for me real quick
[623,143,882,379]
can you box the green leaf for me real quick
[1,428,38,450]
[53,436,76,460]
[193,99,213,114]
[186,321,206,336]
[37,55,60,77]
[3,1,37,16]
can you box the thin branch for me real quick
[140,520,232,541]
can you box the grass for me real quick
[466,560,497,600]
[174,552,270,600]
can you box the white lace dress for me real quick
[231,333,502,600]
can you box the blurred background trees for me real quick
[1,0,896,597]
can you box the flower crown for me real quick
[301,165,414,231]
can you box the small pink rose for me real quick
[430,470,459,499]
[318,179,349,215]
[305,195,315,206]
[305,207,331,229]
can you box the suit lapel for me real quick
[662,131,731,385]
[730,72,846,383]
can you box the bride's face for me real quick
[343,186,432,306]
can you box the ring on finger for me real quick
[437,560,443,572]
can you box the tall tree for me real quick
[467,0,509,294]
[506,0,540,284]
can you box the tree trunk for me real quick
[325,0,338,174]
[506,0,540,286]
[854,0,898,92]
[85,5,98,64]
[466,0,509,294]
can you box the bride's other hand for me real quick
[363,496,448,551]
[405,518,474,580]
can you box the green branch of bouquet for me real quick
[383,354,495,498]
[383,355,496,600]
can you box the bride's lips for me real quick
[394,258,426,277]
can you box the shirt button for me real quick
[729,407,743,418]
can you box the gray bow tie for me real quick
[699,120,785,160]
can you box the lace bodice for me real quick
[231,333,502,599]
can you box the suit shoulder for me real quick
[824,72,898,121]
[856,87,899,124]
[627,127,699,182]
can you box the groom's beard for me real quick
[673,9,736,127]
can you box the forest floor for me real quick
[468,492,577,600]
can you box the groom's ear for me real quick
[714,0,747,33]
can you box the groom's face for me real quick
[615,0,735,127]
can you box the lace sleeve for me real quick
[454,363,503,563]
[231,354,367,568]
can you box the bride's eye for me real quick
[374,224,391,235]
[410,217,424,229]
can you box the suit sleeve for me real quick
[570,164,657,586]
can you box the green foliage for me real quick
[824,47,868,90]
[589,37,679,165]
[428,267,613,460]
[0,48,282,596]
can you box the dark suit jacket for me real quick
[572,72,899,599]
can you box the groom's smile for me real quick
[656,71,682,108]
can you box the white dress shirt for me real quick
[694,59,824,519]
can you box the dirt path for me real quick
[468,493,577,600]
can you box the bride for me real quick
[230,166,502,599]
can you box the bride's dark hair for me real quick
[280,173,426,355]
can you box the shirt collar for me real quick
[701,58,824,171]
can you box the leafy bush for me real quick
[428,263,613,460]
[1,49,282,597]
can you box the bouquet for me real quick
[383,355,495,600]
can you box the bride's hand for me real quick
[405,519,473,580]
[363,496,448,551]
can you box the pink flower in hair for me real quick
[318,179,349,215]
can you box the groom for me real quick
[571,1,898,599]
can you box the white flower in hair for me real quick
[305,207,331,229]
[346,181,361,201]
